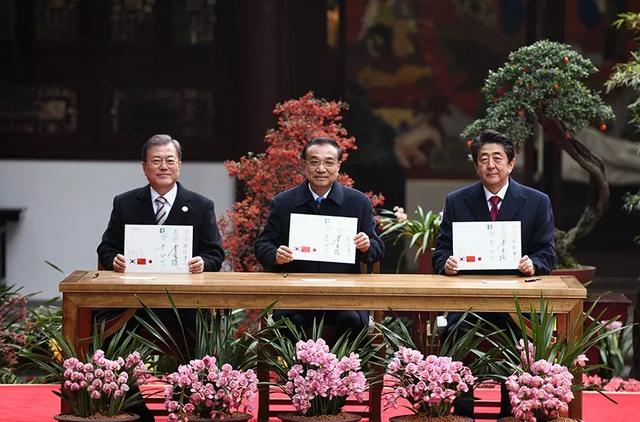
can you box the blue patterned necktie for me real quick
[315,196,324,208]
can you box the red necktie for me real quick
[489,195,501,221]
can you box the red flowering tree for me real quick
[219,92,384,271]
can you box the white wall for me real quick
[0,160,234,300]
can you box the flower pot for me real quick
[389,415,473,422]
[54,414,140,422]
[278,412,361,422]
[189,412,253,422]
[551,265,596,285]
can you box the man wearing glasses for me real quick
[255,137,384,343]
[97,133,225,273]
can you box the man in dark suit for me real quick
[432,129,556,418]
[98,134,224,272]
[255,137,384,342]
[96,134,224,422]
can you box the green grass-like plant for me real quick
[130,293,275,371]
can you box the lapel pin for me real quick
[182,206,188,212]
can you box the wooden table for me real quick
[60,271,586,420]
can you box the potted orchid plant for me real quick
[503,344,579,422]
[261,318,380,422]
[130,299,277,421]
[488,296,626,422]
[23,321,152,421]
[384,346,476,421]
[375,310,499,422]
[55,349,150,421]
[163,355,258,422]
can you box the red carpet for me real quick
[0,384,638,422]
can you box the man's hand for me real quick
[188,256,205,273]
[113,254,126,272]
[275,245,293,265]
[444,256,459,275]
[518,255,535,276]
[354,232,370,253]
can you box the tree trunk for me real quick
[538,116,609,266]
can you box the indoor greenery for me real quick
[0,284,29,383]
[487,296,625,391]
[377,206,442,272]
[131,297,274,371]
[606,11,640,244]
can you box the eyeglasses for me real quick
[148,157,179,167]
[305,159,340,169]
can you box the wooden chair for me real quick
[257,262,384,422]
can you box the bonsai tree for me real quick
[219,92,384,271]
[462,40,615,268]
[606,12,640,245]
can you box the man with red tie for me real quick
[432,129,556,419]
[433,129,555,277]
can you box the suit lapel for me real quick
[463,182,491,221]
[326,182,344,206]
[134,186,156,224]
[294,182,314,208]
[497,178,527,221]
[165,183,191,225]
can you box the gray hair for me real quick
[141,134,183,161]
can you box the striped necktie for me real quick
[155,196,168,225]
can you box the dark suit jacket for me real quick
[432,178,556,275]
[255,182,384,273]
[97,182,225,272]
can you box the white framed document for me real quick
[124,224,193,273]
[453,221,521,270]
[288,213,357,264]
